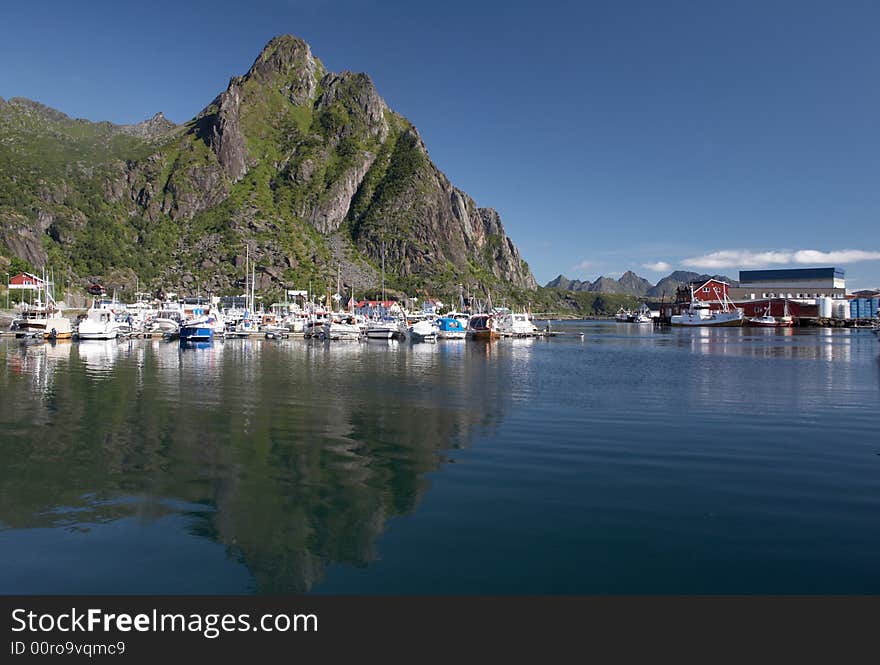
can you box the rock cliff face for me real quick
[0,35,536,297]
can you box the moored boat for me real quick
[323,314,361,341]
[77,306,122,340]
[495,311,538,336]
[179,316,215,343]
[436,316,466,339]
[365,317,406,340]
[748,300,794,328]
[409,319,439,342]
[467,314,500,340]
[671,286,744,327]
[44,314,73,340]
[671,302,744,327]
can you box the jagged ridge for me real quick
[546,270,738,296]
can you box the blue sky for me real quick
[2,0,879,288]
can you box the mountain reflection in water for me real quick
[0,337,509,593]
[2,323,879,594]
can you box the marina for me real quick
[1,321,879,594]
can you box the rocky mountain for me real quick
[588,276,626,294]
[0,35,536,299]
[545,274,590,291]
[647,271,737,297]
[546,269,737,297]
[617,270,652,296]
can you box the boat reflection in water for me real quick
[76,339,121,376]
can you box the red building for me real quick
[734,299,818,319]
[7,272,45,290]
[658,279,732,319]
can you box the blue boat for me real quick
[436,316,467,339]
[179,314,215,343]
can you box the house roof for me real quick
[9,272,44,283]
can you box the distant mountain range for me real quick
[545,270,738,297]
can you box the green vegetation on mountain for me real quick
[0,35,537,303]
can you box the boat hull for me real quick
[748,319,793,328]
[670,318,743,327]
[469,329,500,340]
[323,324,361,341]
[437,330,466,339]
[43,317,73,339]
[179,326,214,342]
[365,328,398,340]
[78,331,119,340]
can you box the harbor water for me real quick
[1,322,879,593]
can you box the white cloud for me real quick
[681,249,880,270]
[572,259,593,271]
[642,261,672,272]
[790,250,880,264]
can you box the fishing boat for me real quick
[467,314,500,340]
[672,302,743,327]
[671,286,744,327]
[777,300,794,327]
[748,300,794,328]
[614,307,632,322]
[409,318,439,342]
[436,316,467,339]
[747,310,777,327]
[11,270,68,337]
[631,305,653,324]
[12,302,51,335]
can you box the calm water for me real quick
[1,323,879,594]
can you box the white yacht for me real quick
[323,314,362,341]
[495,311,539,336]
[409,319,439,342]
[365,317,406,340]
[149,308,182,334]
[77,306,122,340]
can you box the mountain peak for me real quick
[118,111,177,141]
[247,34,319,83]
